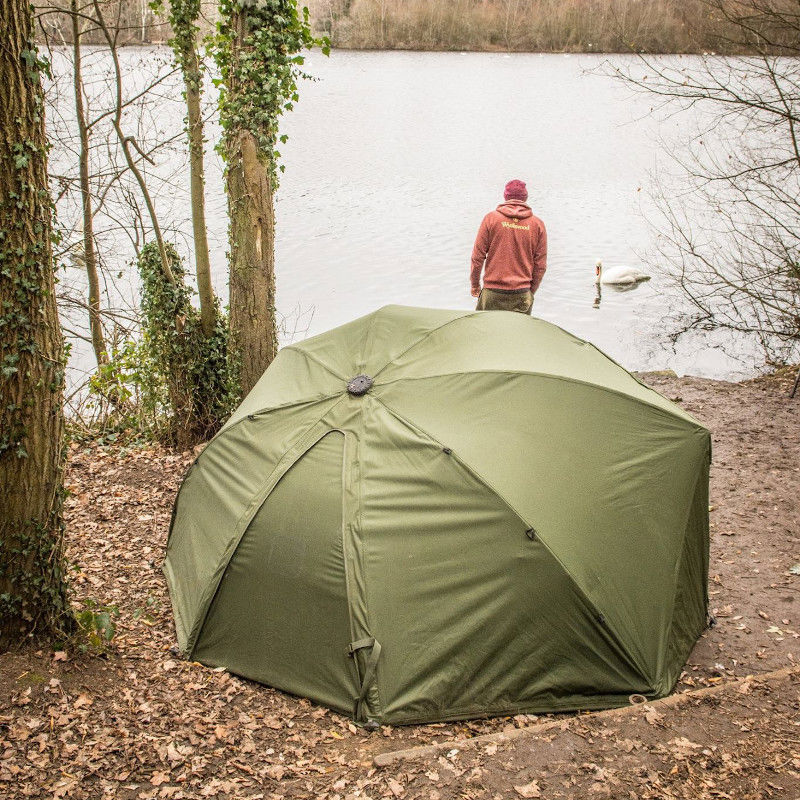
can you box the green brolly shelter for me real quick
[164,305,710,725]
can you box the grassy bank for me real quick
[308,0,738,53]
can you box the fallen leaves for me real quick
[2,407,799,800]
[72,694,92,709]
[666,736,703,759]
[149,771,170,786]
[386,776,405,797]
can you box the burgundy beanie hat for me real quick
[504,179,528,202]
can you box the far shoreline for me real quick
[84,41,738,57]
[306,44,723,56]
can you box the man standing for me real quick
[470,179,547,314]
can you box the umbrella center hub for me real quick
[347,374,373,396]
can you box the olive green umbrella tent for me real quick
[164,306,710,726]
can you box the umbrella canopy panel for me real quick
[192,431,358,715]
[356,398,653,724]
[165,306,710,725]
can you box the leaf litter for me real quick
[1,370,799,799]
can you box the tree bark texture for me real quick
[227,130,279,397]
[71,0,108,366]
[0,0,71,647]
[225,8,279,398]
[181,41,216,338]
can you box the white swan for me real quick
[595,260,651,286]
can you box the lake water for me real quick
[48,49,765,392]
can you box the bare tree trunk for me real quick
[180,36,216,337]
[228,128,278,396]
[0,0,71,647]
[71,0,108,366]
[93,0,177,287]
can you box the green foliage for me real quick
[151,0,204,89]
[137,242,233,446]
[132,592,161,624]
[215,0,328,185]
[86,338,169,440]
[0,513,71,639]
[83,249,234,447]
[89,338,160,410]
[75,598,119,651]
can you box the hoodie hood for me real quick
[496,202,533,219]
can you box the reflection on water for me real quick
[52,50,767,385]
[606,282,647,294]
[593,278,649,309]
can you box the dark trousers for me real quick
[476,288,533,315]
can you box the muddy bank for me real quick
[641,368,800,684]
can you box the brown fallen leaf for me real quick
[213,724,229,741]
[149,771,170,786]
[644,706,664,725]
[165,742,183,763]
[514,780,542,798]
[263,764,286,780]
[73,693,93,709]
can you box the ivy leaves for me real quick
[20,46,51,83]
[215,0,328,186]
[135,243,233,446]
[152,0,204,78]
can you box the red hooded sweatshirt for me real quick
[470,202,547,294]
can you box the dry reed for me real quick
[309,0,739,53]
[40,0,772,53]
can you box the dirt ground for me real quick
[1,368,798,799]
[378,667,800,799]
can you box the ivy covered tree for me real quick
[136,242,231,448]
[216,0,326,397]
[0,0,71,646]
